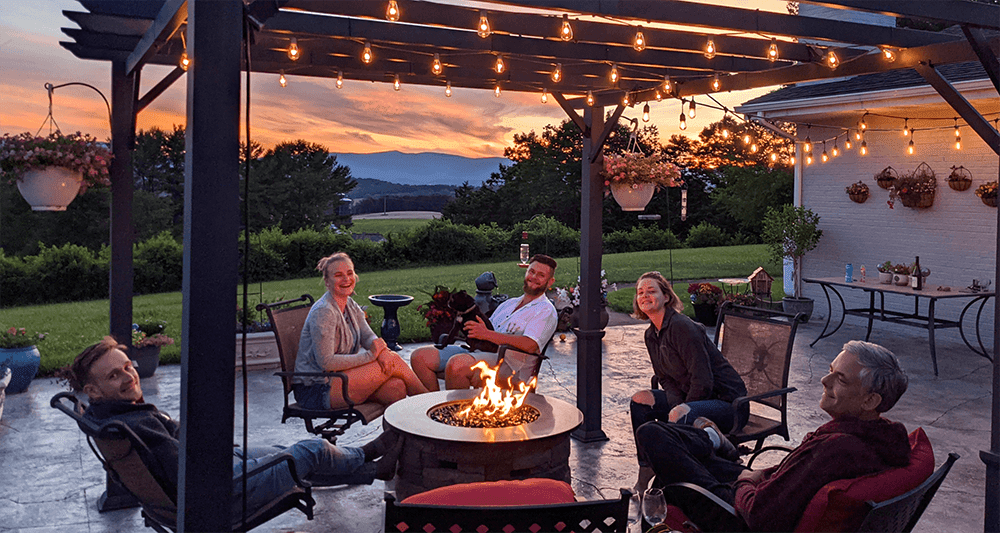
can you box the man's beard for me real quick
[523,279,546,297]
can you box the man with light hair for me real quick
[635,340,911,532]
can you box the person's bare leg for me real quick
[382,353,430,395]
[328,360,394,408]
[444,354,477,390]
[370,377,407,406]
[410,347,442,391]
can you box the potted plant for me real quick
[418,285,462,340]
[891,263,911,286]
[946,166,973,192]
[874,166,898,190]
[976,181,997,208]
[561,271,617,330]
[762,205,823,321]
[887,163,936,209]
[876,261,894,284]
[845,180,869,203]
[602,152,683,211]
[0,327,46,394]
[0,131,112,211]
[131,320,174,378]
[687,282,724,326]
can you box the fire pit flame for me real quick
[457,360,537,420]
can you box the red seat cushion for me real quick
[795,427,935,532]
[401,478,576,507]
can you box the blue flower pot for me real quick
[0,346,41,394]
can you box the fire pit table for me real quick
[384,389,583,499]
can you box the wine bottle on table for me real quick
[914,256,922,290]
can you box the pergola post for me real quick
[108,60,137,345]
[177,1,242,530]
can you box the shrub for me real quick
[0,252,39,307]
[283,227,353,276]
[32,243,107,302]
[604,225,682,253]
[134,231,182,294]
[684,222,730,248]
[510,216,580,258]
[402,219,493,264]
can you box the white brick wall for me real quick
[799,114,999,349]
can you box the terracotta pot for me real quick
[610,182,655,212]
[16,167,84,211]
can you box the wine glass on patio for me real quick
[642,487,667,531]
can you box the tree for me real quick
[243,140,356,232]
[133,125,185,233]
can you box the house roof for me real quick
[740,61,989,106]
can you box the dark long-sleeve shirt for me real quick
[644,310,746,404]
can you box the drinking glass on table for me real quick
[642,487,667,531]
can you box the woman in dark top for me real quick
[630,271,747,492]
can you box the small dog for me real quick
[434,289,499,353]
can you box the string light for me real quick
[287,38,300,61]
[860,140,868,156]
[336,70,343,89]
[825,49,839,70]
[770,152,778,163]
[903,119,910,136]
[633,28,646,51]
[393,74,401,91]
[386,0,400,21]
[882,47,896,62]
[495,55,505,74]
[445,81,452,97]
[687,98,696,119]
[477,11,491,38]
[955,119,962,150]
[790,155,796,165]
[821,141,828,162]
[768,38,778,62]
[586,90,594,106]
[679,110,687,130]
[494,84,501,97]
[711,73,721,92]
[541,89,548,103]
[832,141,840,157]
[362,41,373,64]
[845,134,852,150]
[907,136,915,155]
[804,127,812,152]
[859,113,868,132]
[560,14,573,41]
[179,32,190,71]
[704,38,716,59]
[278,70,287,87]
[642,103,650,122]
[751,142,759,153]
[655,90,662,102]
[663,75,671,94]
[721,125,729,139]
[610,63,619,84]
[743,133,752,145]
[551,63,562,83]
[432,53,443,75]
[622,93,630,106]
[806,151,813,165]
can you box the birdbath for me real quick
[368,294,414,351]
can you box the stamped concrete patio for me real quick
[0,312,991,532]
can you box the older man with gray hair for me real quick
[635,340,911,532]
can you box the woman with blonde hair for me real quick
[293,252,428,409]
[629,271,747,493]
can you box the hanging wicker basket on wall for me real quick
[849,192,868,204]
[976,181,998,207]
[947,166,973,191]
[892,162,936,209]
[845,180,869,204]
[874,166,898,190]
[983,196,998,208]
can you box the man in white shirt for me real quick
[410,254,559,390]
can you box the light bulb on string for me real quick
[803,127,811,153]
[662,75,671,94]
[903,119,910,136]
[386,0,400,21]
[642,103,650,122]
[859,113,868,131]
[844,134,852,150]
[610,63,619,84]
[751,142,759,153]
[882,48,896,62]
[806,151,813,165]
[586,90,594,106]
[832,141,839,157]
[860,140,868,156]
[720,116,729,139]
[687,98,696,119]
[768,38,778,62]
[432,54,443,75]
[622,93,630,106]
[711,73,721,92]
[495,55,505,74]
[821,142,828,162]
[655,90,662,102]
[541,89,548,104]
[679,111,687,130]
[336,70,343,89]
[790,155,796,165]
[704,38,716,59]
[955,120,962,149]
[445,81,452,97]
[494,84,501,97]
[278,70,287,87]
[362,41,373,64]
[477,11,491,38]
[551,63,562,83]
[743,133,751,145]
[559,14,574,41]
[179,51,190,71]
[825,50,839,69]
[633,28,646,51]
[907,138,915,155]
[769,152,778,163]
[287,37,300,61]
[393,74,401,91]
[854,129,863,141]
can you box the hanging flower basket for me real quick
[888,163,935,209]
[1,131,112,211]
[602,152,682,212]
[874,166,898,190]
[946,166,973,192]
[976,181,997,207]
[845,180,869,204]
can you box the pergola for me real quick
[60,1,999,530]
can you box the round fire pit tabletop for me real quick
[384,389,582,443]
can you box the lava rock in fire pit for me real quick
[429,401,540,428]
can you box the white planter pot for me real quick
[878,271,893,284]
[16,167,84,211]
[235,331,281,370]
[893,273,910,286]
[610,182,655,212]
[0,367,11,422]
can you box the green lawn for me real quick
[3,244,782,375]
[349,218,432,237]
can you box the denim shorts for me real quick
[292,382,330,410]
[434,345,499,371]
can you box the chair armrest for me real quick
[651,375,661,390]
[242,452,311,490]
[273,370,363,408]
[661,482,748,532]
[732,387,797,408]
[496,343,548,359]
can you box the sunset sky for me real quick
[1,0,787,160]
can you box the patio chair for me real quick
[384,479,632,532]
[433,335,554,391]
[50,392,315,532]
[657,428,957,533]
[257,294,385,443]
[714,302,804,464]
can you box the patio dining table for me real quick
[805,276,994,375]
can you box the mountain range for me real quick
[333,151,510,188]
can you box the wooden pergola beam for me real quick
[802,0,1000,30]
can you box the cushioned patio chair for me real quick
[257,294,386,443]
[384,479,632,532]
[657,428,957,533]
[51,392,314,532]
